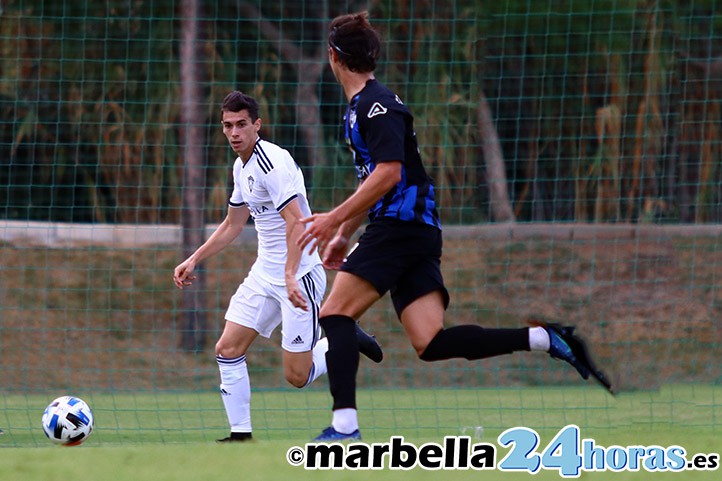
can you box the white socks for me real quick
[217,339,329,432]
[217,355,252,433]
[529,326,551,352]
[217,337,330,433]
[305,337,329,386]
[332,408,359,434]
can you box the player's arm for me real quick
[298,161,401,253]
[319,181,373,270]
[279,198,309,311]
[337,181,372,239]
[300,97,405,253]
[173,205,250,289]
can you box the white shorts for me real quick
[224,264,326,353]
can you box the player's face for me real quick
[222,109,261,161]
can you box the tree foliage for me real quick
[1,0,721,224]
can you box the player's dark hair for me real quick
[328,12,381,73]
[221,91,259,122]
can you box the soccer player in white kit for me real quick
[173,91,381,442]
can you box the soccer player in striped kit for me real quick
[299,13,611,442]
[174,91,382,442]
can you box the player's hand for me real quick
[322,235,350,270]
[298,211,341,255]
[286,276,308,311]
[173,259,197,289]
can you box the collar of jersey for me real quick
[349,79,377,107]
[241,137,262,168]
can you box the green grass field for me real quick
[1,386,719,480]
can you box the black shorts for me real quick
[341,218,450,318]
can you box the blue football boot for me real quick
[313,426,362,442]
[531,320,614,394]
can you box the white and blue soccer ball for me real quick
[41,396,94,446]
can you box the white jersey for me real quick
[229,138,321,284]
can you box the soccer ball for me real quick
[41,396,94,446]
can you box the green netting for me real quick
[0,0,720,448]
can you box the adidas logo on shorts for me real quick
[291,335,304,345]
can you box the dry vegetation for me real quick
[1,233,720,394]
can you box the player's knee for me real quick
[411,338,433,360]
[215,339,244,359]
[284,369,308,389]
[417,333,441,361]
[418,346,434,361]
[286,376,306,389]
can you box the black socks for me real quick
[320,317,530,406]
[320,314,359,410]
[420,325,530,361]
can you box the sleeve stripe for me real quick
[254,143,274,174]
[229,201,246,207]
[276,194,298,211]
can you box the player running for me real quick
[299,12,612,442]
[174,91,382,443]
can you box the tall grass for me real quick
[1,234,720,393]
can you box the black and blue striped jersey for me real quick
[344,79,441,229]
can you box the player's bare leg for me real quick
[283,347,323,388]
[399,290,445,356]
